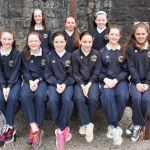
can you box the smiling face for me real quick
[134,27,148,44]
[107,28,121,45]
[0,32,14,49]
[95,14,108,29]
[53,35,66,53]
[80,34,93,53]
[28,34,41,51]
[65,17,76,32]
[34,9,43,24]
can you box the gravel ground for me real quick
[0,107,150,150]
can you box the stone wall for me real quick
[0,0,150,50]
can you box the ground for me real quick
[0,107,150,150]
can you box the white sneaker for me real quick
[85,123,94,142]
[117,126,123,136]
[79,126,86,135]
[112,128,123,145]
[107,125,114,139]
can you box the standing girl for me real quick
[126,22,150,142]
[63,16,80,53]
[20,32,49,148]
[0,30,21,147]
[99,25,129,145]
[72,31,101,142]
[91,11,108,50]
[29,8,54,51]
[44,31,74,150]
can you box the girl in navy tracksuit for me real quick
[72,31,101,143]
[91,11,108,50]
[20,31,49,149]
[29,8,54,51]
[63,16,80,53]
[99,25,129,145]
[0,29,21,147]
[44,31,74,150]
[126,22,150,142]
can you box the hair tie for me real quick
[95,11,107,17]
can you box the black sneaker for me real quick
[5,128,16,143]
[131,126,142,142]
[126,122,134,135]
[0,134,6,147]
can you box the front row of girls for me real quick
[0,22,150,149]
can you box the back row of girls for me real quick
[0,8,149,150]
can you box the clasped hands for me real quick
[103,78,118,88]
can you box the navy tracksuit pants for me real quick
[74,83,99,126]
[47,85,74,131]
[100,80,129,128]
[130,82,150,126]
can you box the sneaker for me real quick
[131,126,142,142]
[32,129,44,148]
[5,128,16,143]
[64,127,72,141]
[26,128,33,145]
[79,126,86,135]
[112,128,123,145]
[0,134,6,147]
[107,125,114,139]
[126,123,134,135]
[55,129,65,150]
[85,123,94,142]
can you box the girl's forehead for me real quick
[1,32,13,37]
[96,14,107,19]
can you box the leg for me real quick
[0,89,6,114]
[87,83,99,122]
[74,83,90,126]
[100,82,118,127]
[130,83,145,126]
[34,81,48,125]
[47,85,61,126]
[115,80,129,121]
[58,85,74,131]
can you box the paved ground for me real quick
[0,107,150,150]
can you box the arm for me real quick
[48,30,54,51]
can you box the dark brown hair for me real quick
[93,12,109,28]
[24,31,42,60]
[126,22,150,50]
[29,9,48,32]
[0,29,16,49]
[65,16,80,48]
[80,31,93,40]
[52,31,67,41]
[107,24,126,62]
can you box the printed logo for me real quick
[135,50,137,52]
[80,56,83,59]
[43,34,48,38]
[9,61,13,67]
[31,60,33,63]
[41,59,45,65]
[118,56,123,62]
[106,55,109,58]
[65,60,70,67]
[91,55,97,61]
[104,35,108,40]
[52,60,55,63]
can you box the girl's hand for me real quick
[104,78,113,88]
[3,88,10,101]
[60,84,66,93]
[136,83,145,92]
[56,84,62,94]
[29,80,37,92]
[84,82,92,98]
[143,84,149,91]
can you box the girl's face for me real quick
[80,35,93,53]
[28,34,41,51]
[0,32,14,49]
[53,35,66,52]
[95,14,108,29]
[65,17,76,31]
[107,28,121,44]
[34,10,43,24]
[134,27,148,44]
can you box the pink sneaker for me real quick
[26,128,33,145]
[55,129,65,150]
[64,127,72,141]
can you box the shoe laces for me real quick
[32,131,40,143]
[28,129,34,140]
[6,129,13,138]
[0,134,6,142]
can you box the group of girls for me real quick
[0,8,149,150]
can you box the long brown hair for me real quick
[24,31,42,60]
[0,29,16,49]
[29,8,48,32]
[65,16,80,48]
[107,24,126,62]
[126,22,150,50]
